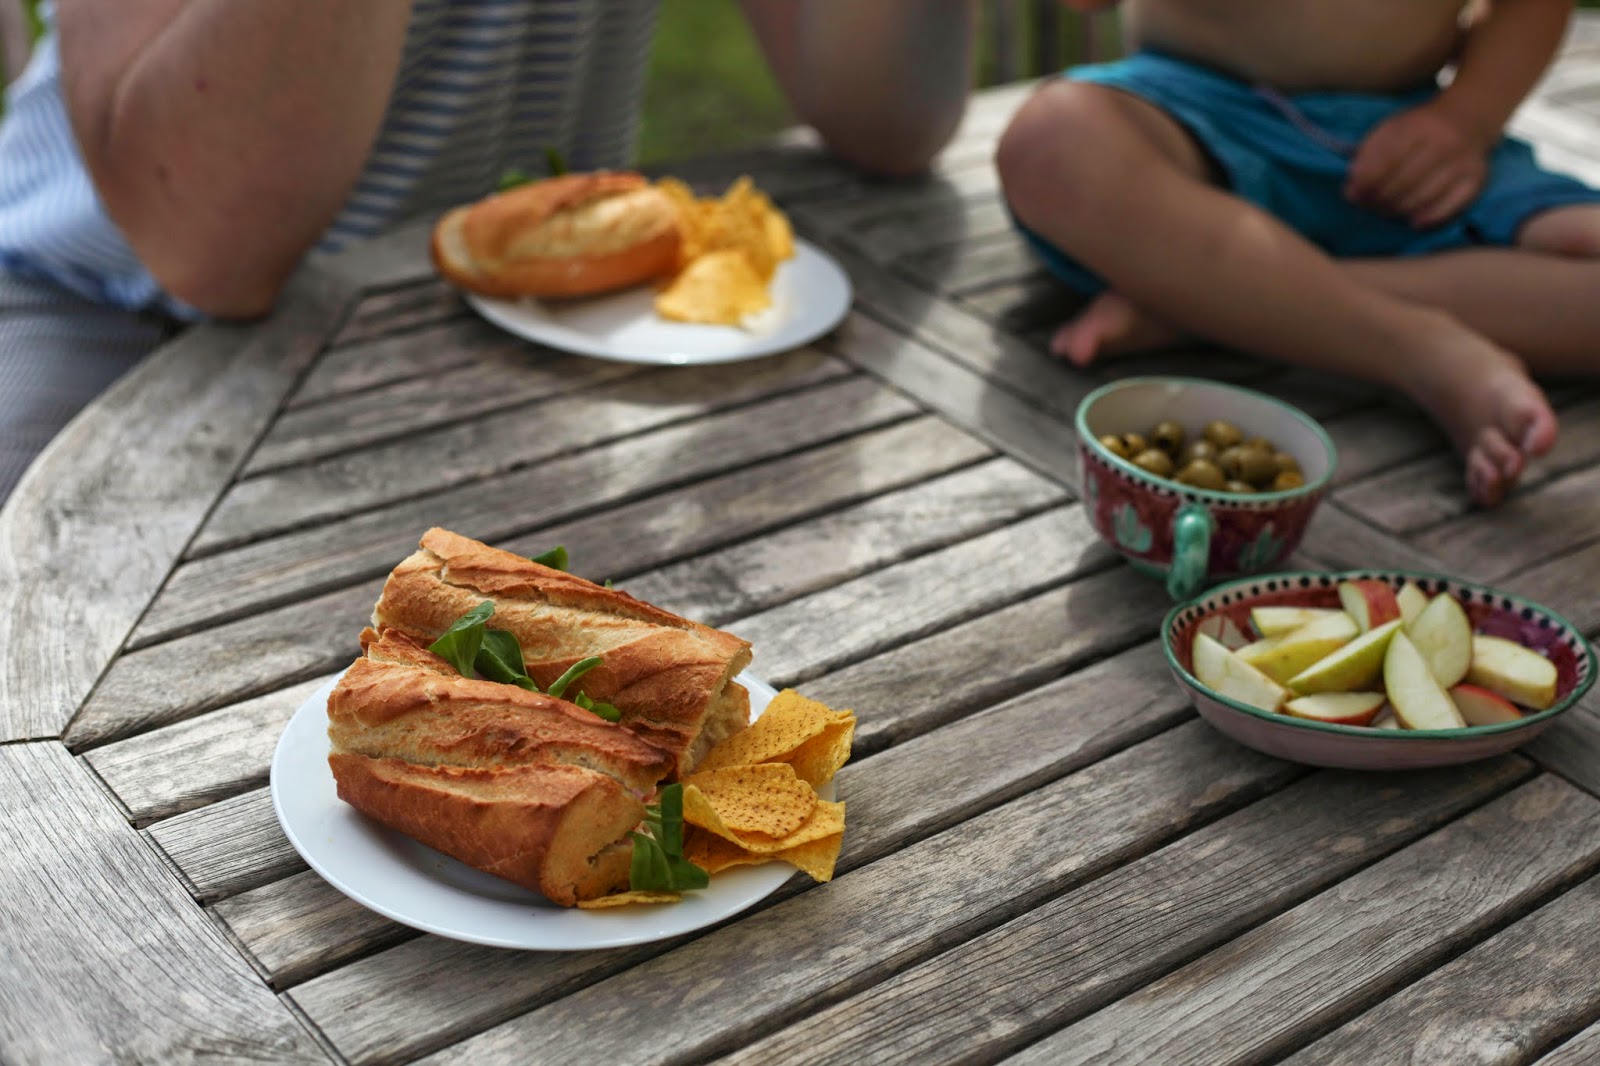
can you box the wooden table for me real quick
[9,25,1600,1064]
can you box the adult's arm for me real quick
[56,1,412,317]
[739,0,978,178]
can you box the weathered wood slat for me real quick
[326,279,466,348]
[725,505,1112,686]
[1284,872,1600,1066]
[135,377,926,646]
[826,311,1082,484]
[287,316,516,410]
[845,199,1016,261]
[898,228,1048,296]
[724,755,1533,1066]
[320,216,440,293]
[1411,462,1600,582]
[0,266,350,742]
[299,722,1296,1066]
[1501,542,1600,637]
[794,163,1000,236]
[1523,696,1600,797]
[212,870,417,990]
[956,272,1082,330]
[1323,406,1449,487]
[193,348,849,553]
[1004,774,1600,1066]
[146,788,305,903]
[247,347,644,475]
[0,743,325,1064]
[84,674,337,826]
[216,584,1179,991]
[623,455,1066,626]
[1537,1020,1600,1065]
[1295,501,1450,575]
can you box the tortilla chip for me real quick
[655,249,770,325]
[696,690,855,787]
[576,890,681,909]
[682,823,843,882]
[682,763,816,838]
[771,830,843,883]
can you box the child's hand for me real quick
[1345,101,1491,229]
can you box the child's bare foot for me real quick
[1048,290,1186,366]
[1398,317,1558,507]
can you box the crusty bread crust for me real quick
[430,171,681,299]
[329,753,638,906]
[373,528,752,778]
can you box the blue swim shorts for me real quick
[1018,51,1600,294]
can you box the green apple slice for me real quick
[1236,612,1360,684]
[1466,635,1558,710]
[1288,619,1402,695]
[1283,691,1386,726]
[1192,632,1290,713]
[1250,606,1345,639]
[1385,631,1467,729]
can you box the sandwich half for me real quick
[327,627,676,906]
[372,528,753,778]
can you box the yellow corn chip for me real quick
[655,250,770,325]
[771,830,843,883]
[696,690,856,787]
[682,763,816,838]
[765,208,794,261]
[684,782,845,855]
[576,890,681,909]
[683,823,843,883]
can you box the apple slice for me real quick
[1236,612,1360,683]
[1450,683,1524,726]
[1467,635,1558,710]
[1371,707,1401,730]
[1385,631,1467,730]
[1283,691,1386,726]
[1338,579,1402,633]
[1396,582,1429,630]
[1288,619,1402,695]
[1250,606,1345,639]
[1192,632,1290,713]
[1408,593,1472,688]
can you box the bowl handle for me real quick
[1167,504,1213,601]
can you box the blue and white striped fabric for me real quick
[0,0,659,320]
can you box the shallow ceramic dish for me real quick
[1163,569,1595,770]
[1077,377,1337,601]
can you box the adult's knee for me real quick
[996,82,1133,230]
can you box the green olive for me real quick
[1176,458,1226,491]
[1219,445,1277,486]
[1272,470,1306,491]
[1150,420,1186,454]
[1099,434,1131,459]
[1203,420,1244,449]
[1245,436,1275,453]
[1122,432,1149,456]
[1224,479,1258,494]
[1274,451,1301,475]
[1178,439,1219,467]
[1131,448,1175,478]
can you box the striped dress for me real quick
[0,0,661,318]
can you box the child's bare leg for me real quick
[997,81,1555,505]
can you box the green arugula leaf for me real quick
[427,601,494,677]
[572,692,622,722]
[604,578,614,589]
[529,545,568,571]
[496,167,533,192]
[546,655,602,699]
[545,146,568,176]
[475,629,539,691]
[628,785,708,892]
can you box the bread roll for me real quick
[431,171,681,299]
[328,628,677,905]
[373,528,753,779]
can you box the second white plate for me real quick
[463,238,852,365]
[271,672,822,951]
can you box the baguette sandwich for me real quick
[431,171,682,299]
[328,627,677,906]
[372,528,753,779]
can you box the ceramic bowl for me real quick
[1163,569,1595,770]
[1077,377,1337,601]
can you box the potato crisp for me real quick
[678,689,854,883]
[654,176,795,326]
[577,890,682,910]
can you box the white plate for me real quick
[271,671,821,950]
[464,238,852,365]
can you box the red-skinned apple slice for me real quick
[1192,632,1290,713]
[1371,707,1401,730]
[1237,612,1360,683]
[1250,606,1345,639]
[1466,635,1558,710]
[1396,582,1428,630]
[1450,683,1523,726]
[1338,579,1402,633]
[1408,593,1472,688]
[1385,631,1467,729]
[1288,619,1402,695]
[1283,691,1386,726]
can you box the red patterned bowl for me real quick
[1076,377,1336,601]
[1163,569,1596,769]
